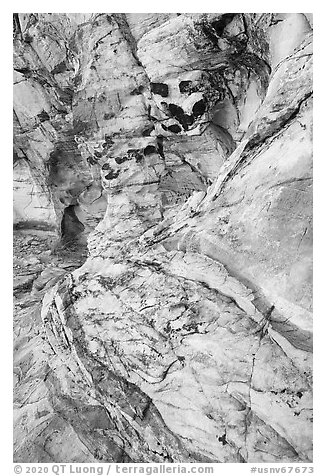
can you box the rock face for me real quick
[13,13,313,463]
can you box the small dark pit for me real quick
[103,142,112,150]
[115,156,129,164]
[37,110,50,122]
[87,156,98,165]
[192,98,206,117]
[104,135,114,146]
[51,61,67,75]
[211,13,236,37]
[105,170,120,180]
[202,24,220,45]
[143,145,157,156]
[157,136,164,158]
[218,433,228,446]
[102,163,112,170]
[130,85,144,95]
[142,125,155,137]
[167,124,181,133]
[150,82,169,98]
[134,152,144,163]
[168,103,194,131]
[23,33,33,43]
[179,80,199,94]
[127,149,143,163]
[168,103,183,117]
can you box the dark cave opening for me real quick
[60,205,85,242]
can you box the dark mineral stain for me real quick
[73,119,88,134]
[102,163,112,170]
[62,87,73,103]
[150,82,169,98]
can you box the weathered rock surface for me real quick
[13,13,313,463]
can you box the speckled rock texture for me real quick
[13,13,313,463]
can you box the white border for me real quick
[3,3,323,474]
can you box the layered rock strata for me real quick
[13,13,313,463]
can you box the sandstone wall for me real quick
[13,13,313,463]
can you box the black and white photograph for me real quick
[12,7,314,468]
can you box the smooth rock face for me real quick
[13,13,313,463]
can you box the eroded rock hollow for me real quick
[13,13,313,463]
